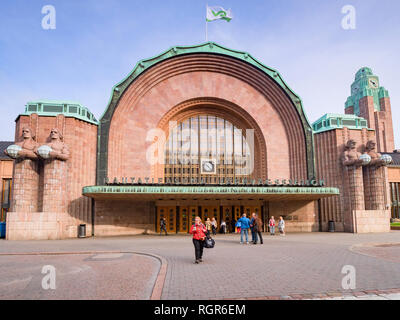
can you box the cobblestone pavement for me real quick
[314,292,400,300]
[0,232,399,300]
[0,253,159,299]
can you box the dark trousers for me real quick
[192,239,204,260]
[251,228,256,242]
[160,225,167,235]
[254,231,263,244]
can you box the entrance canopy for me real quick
[83,185,339,201]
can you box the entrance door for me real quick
[189,206,198,229]
[244,206,261,217]
[157,206,176,233]
[233,206,241,233]
[222,206,232,233]
[179,207,190,233]
[201,206,219,231]
[179,206,198,233]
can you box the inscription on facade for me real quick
[104,177,325,187]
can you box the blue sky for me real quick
[0,0,399,147]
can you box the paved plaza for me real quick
[0,232,399,300]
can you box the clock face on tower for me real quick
[200,158,216,175]
[369,79,379,88]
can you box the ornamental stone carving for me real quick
[341,139,364,167]
[36,128,70,161]
[4,127,38,160]
[364,140,384,167]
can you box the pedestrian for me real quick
[211,217,217,236]
[253,214,264,244]
[189,216,207,264]
[231,219,236,233]
[237,213,251,244]
[250,212,257,243]
[235,220,241,234]
[278,216,285,236]
[220,220,227,234]
[205,218,212,234]
[160,217,168,236]
[269,216,276,235]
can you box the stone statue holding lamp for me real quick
[36,128,70,161]
[341,139,370,167]
[4,127,38,160]
[364,140,392,167]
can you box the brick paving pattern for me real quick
[0,253,159,299]
[0,232,399,300]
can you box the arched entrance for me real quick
[85,43,334,237]
[97,43,315,185]
[154,97,267,181]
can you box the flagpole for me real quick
[205,4,208,42]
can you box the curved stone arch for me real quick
[97,43,315,184]
[100,42,310,127]
[154,97,268,179]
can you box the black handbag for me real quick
[204,233,215,249]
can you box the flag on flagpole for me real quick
[206,5,233,22]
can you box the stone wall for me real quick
[269,200,318,232]
[314,127,376,231]
[388,167,400,182]
[94,200,156,236]
[6,211,77,240]
[352,210,391,233]
[6,114,97,240]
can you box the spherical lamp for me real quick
[380,154,393,166]
[37,145,53,159]
[6,144,22,159]
[359,153,371,166]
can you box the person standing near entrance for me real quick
[253,214,263,244]
[250,213,257,243]
[211,217,217,236]
[220,220,226,234]
[189,216,207,264]
[160,217,168,236]
[237,213,251,244]
[205,218,212,234]
[278,216,285,236]
[231,218,236,233]
[269,216,276,236]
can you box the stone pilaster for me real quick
[42,159,67,212]
[10,159,39,212]
[343,165,364,232]
[363,166,385,210]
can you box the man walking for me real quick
[253,214,264,244]
[160,217,168,236]
[250,213,257,243]
[237,213,251,244]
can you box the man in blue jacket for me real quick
[237,213,251,244]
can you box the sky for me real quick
[0,0,399,147]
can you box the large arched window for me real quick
[164,115,253,183]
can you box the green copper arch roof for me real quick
[100,42,312,127]
[97,42,315,184]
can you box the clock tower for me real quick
[345,67,395,152]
